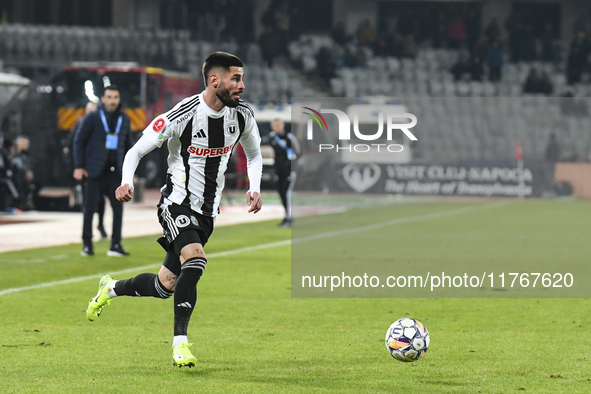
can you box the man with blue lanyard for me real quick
[74,85,134,256]
[269,118,300,227]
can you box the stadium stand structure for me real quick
[0,24,317,103]
[407,96,591,164]
[0,24,191,69]
[287,34,591,164]
[287,34,584,98]
[2,26,590,165]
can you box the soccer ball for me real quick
[385,318,430,362]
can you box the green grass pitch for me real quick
[0,203,590,393]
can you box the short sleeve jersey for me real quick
[142,92,260,217]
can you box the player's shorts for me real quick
[156,200,214,257]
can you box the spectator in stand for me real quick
[472,35,489,59]
[223,0,255,43]
[288,2,304,41]
[566,30,590,85]
[523,68,553,95]
[431,12,447,49]
[540,71,554,94]
[356,20,376,48]
[522,24,537,61]
[470,55,484,81]
[391,33,404,57]
[259,26,281,67]
[375,27,399,58]
[450,53,483,81]
[347,44,368,67]
[450,55,470,81]
[447,15,467,49]
[466,9,481,52]
[375,35,390,58]
[331,43,346,69]
[566,46,584,84]
[332,22,350,47]
[485,40,504,82]
[524,68,541,94]
[540,23,555,61]
[505,15,531,62]
[316,47,336,85]
[271,0,290,54]
[401,34,418,59]
[260,0,290,65]
[485,18,501,45]
[505,16,520,61]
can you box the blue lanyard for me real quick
[273,134,296,160]
[99,109,122,134]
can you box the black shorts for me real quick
[157,201,214,257]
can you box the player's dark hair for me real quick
[103,85,120,95]
[202,52,243,86]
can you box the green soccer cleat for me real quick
[86,275,115,321]
[172,343,197,368]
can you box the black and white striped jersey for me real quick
[124,92,262,217]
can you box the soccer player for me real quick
[85,52,263,367]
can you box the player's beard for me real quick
[216,83,241,108]
[105,103,118,112]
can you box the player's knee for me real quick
[154,275,174,298]
[157,269,177,292]
[180,243,206,261]
[180,257,207,280]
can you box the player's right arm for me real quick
[116,95,198,202]
[116,135,158,201]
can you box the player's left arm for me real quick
[240,115,263,213]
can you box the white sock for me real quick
[106,281,118,298]
[173,335,188,348]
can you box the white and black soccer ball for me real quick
[385,318,430,362]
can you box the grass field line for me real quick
[0,240,291,297]
[0,201,507,297]
[292,200,511,244]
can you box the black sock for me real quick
[173,257,207,336]
[113,273,173,299]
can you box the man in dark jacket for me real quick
[69,101,107,237]
[269,118,300,227]
[73,85,134,256]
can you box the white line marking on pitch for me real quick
[0,201,508,297]
[0,241,291,297]
[292,200,510,244]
